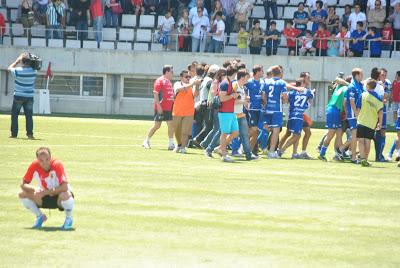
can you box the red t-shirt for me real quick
[131,0,143,6]
[90,0,103,18]
[23,159,68,190]
[381,27,393,44]
[392,80,400,102]
[283,28,301,48]
[0,13,5,36]
[153,76,174,111]
[219,78,234,113]
[314,30,330,49]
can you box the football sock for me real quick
[389,139,396,157]
[320,146,327,157]
[61,197,74,218]
[21,198,42,217]
[168,138,174,145]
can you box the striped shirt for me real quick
[46,3,65,26]
[10,67,37,98]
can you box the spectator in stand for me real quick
[326,6,339,34]
[211,11,225,53]
[189,0,208,24]
[368,0,386,32]
[348,3,366,32]
[234,0,252,31]
[237,25,249,54]
[249,19,264,55]
[293,3,309,35]
[306,0,326,12]
[159,10,175,51]
[46,0,65,40]
[105,0,121,28]
[381,20,393,51]
[191,7,210,52]
[364,26,382,57]
[336,24,350,56]
[300,30,316,56]
[327,31,339,56]
[177,9,191,52]
[340,5,351,29]
[21,0,34,36]
[265,20,280,56]
[70,0,90,41]
[0,12,5,45]
[310,1,328,34]
[367,0,386,11]
[33,0,48,24]
[314,22,330,56]
[144,0,159,15]
[210,0,226,21]
[263,0,277,20]
[220,0,236,45]
[131,0,145,16]
[90,0,104,44]
[388,2,400,51]
[283,20,302,56]
[349,21,366,57]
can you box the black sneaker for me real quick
[204,150,213,158]
[27,135,35,140]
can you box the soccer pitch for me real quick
[0,114,399,267]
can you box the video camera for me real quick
[22,53,42,71]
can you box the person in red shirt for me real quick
[0,12,5,45]
[392,71,400,122]
[381,20,393,52]
[90,0,104,43]
[18,147,74,230]
[314,23,330,56]
[143,65,175,150]
[282,20,302,56]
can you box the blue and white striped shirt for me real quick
[10,67,37,98]
[46,3,65,26]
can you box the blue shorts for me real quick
[382,112,387,129]
[247,110,261,127]
[264,112,283,128]
[396,117,400,130]
[325,106,341,129]
[288,118,303,135]
[347,118,357,130]
[218,112,239,134]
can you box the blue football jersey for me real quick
[288,89,314,119]
[345,80,363,119]
[264,77,287,113]
[245,78,264,110]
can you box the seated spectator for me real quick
[381,20,393,51]
[263,0,277,20]
[265,20,280,56]
[21,0,34,36]
[364,26,382,57]
[336,24,350,56]
[189,0,208,24]
[349,21,366,57]
[314,22,330,56]
[70,0,90,41]
[191,7,209,52]
[367,0,386,11]
[131,0,145,16]
[237,24,248,54]
[33,0,48,24]
[300,30,316,56]
[234,0,252,32]
[306,0,327,13]
[368,0,386,32]
[327,32,339,56]
[159,10,175,51]
[348,3,366,32]
[326,6,339,34]
[310,1,328,33]
[144,0,158,15]
[177,9,191,52]
[249,19,264,55]
[211,11,225,53]
[283,20,302,56]
[105,0,121,28]
[340,5,351,29]
[293,3,309,35]
[46,0,65,40]
[0,12,5,45]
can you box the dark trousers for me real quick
[11,96,34,137]
[266,42,278,55]
[249,46,261,54]
[76,20,88,41]
[194,106,213,143]
[263,1,277,20]
[316,48,327,56]
[394,29,400,51]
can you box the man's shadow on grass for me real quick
[24,227,75,232]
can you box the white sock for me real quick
[61,197,74,218]
[145,137,150,142]
[21,198,42,217]
[397,149,400,156]
[169,138,174,145]
[301,150,307,154]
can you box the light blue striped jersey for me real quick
[10,67,37,98]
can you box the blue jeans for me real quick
[192,37,206,52]
[201,109,220,151]
[0,36,3,45]
[76,20,88,40]
[263,1,277,20]
[46,25,63,39]
[11,96,34,137]
[212,39,223,53]
[237,117,252,159]
[93,16,103,43]
[105,9,118,27]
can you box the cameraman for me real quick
[7,53,37,139]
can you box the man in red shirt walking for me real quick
[143,65,175,150]
[282,20,302,56]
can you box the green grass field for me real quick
[0,114,399,267]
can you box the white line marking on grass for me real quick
[0,144,164,148]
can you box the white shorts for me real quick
[392,102,400,112]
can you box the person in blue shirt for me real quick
[350,21,366,57]
[310,1,328,33]
[293,2,309,35]
[264,21,280,56]
[7,53,38,139]
[364,27,382,58]
[345,68,364,163]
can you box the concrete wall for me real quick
[0,47,398,122]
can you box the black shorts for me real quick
[351,50,363,57]
[40,192,74,211]
[288,47,297,55]
[154,111,173,122]
[357,124,375,139]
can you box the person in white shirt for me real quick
[159,10,175,50]
[191,8,210,52]
[189,0,208,24]
[211,11,225,53]
[348,3,366,32]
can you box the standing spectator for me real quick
[263,0,277,20]
[234,0,252,31]
[0,12,5,45]
[210,0,226,21]
[21,0,34,36]
[310,1,328,33]
[348,3,366,32]
[131,0,145,16]
[306,0,327,12]
[159,10,175,51]
[314,23,330,56]
[381,20,393,51]
[336,24,350,56]
[46,0,65,40]
[340,5,351,29]
[105,0,121,28]
[90,0,104,44]
[300,30,316,56]
[143,65,175,150]
[189,0,208,24]
[211,11,225,53]
[388,2,400,51]
[33,0,48,24]
[70,0,90,41]
[237,24,249,54]
[367,0,386,10]
[172,71,202,153]
[293,3,309,35]
[368,0,386,31]
[283,20,302,56]
[327,31,339,56]
[265,20,280,56]
[220,0,236,45]
[177,9,191,52]
[191,7,210,52]
[326,6,339,34]
[364,27,382,57]
[249,19,264,55]
[349,21,366,57]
